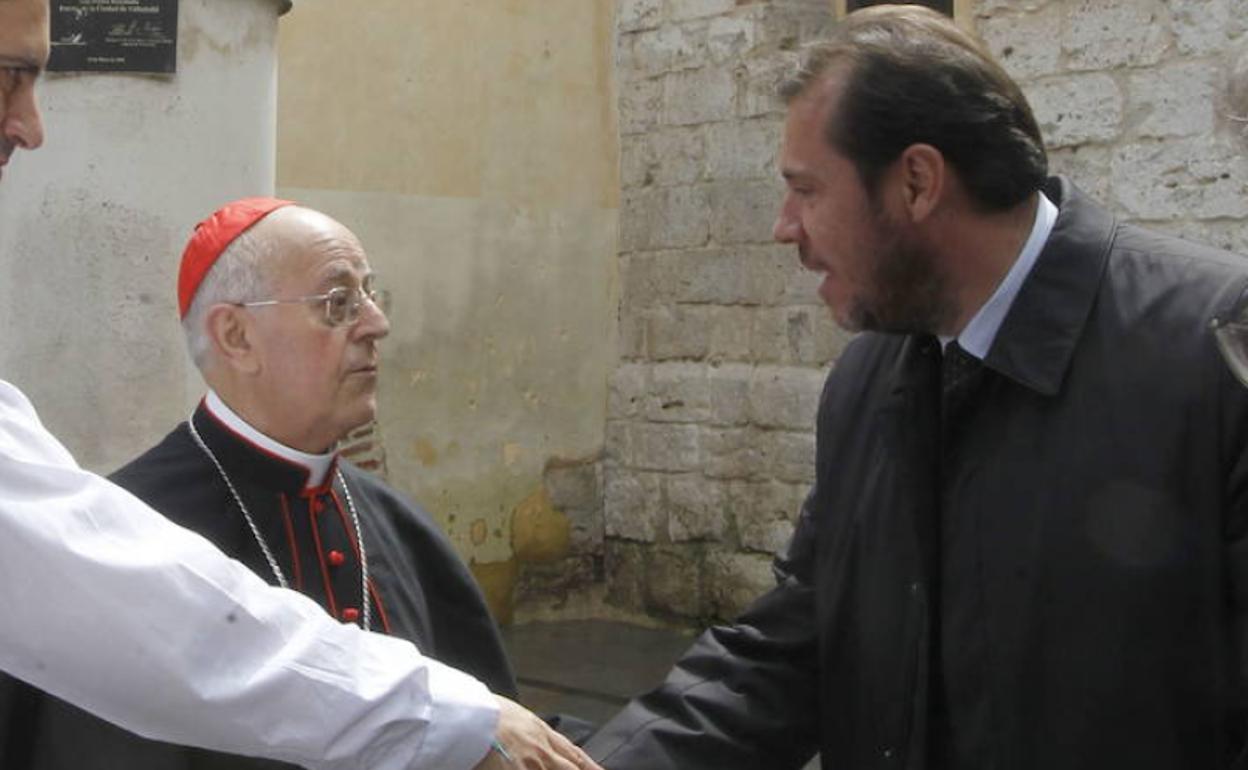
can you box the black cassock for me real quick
[0,402,517,769]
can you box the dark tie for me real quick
[941,340,982,427]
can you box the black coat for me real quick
[587,178,1248,770]
[0,403,516,769]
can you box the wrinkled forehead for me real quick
[263,207,371,287]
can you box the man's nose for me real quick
[773,196,799,244]
[3,84,45,151]
[356,294,390,340]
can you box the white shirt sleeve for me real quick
[0,379,498,770]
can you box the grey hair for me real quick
[181,224,278,370]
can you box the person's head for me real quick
[779,4,1046,211]
[181,200,391,453]
[0,0,48,180]
[772,4,1047,333]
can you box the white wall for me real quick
[0,0,289,472]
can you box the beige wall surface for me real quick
[277,0,619,620]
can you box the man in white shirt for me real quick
[0,1,597,769]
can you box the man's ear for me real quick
[205,304,261,375]
[894,143,945,225]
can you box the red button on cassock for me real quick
[341,607,360,623]
[327,550,346,567]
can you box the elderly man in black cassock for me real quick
[6,198,519,769]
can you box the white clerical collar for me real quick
[939,191,1058,358]
[203,390,335,487]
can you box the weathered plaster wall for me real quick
[276,1,620,622]
[976,0,1248,254]
[0,0,287,473]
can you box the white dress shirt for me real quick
[943,192,1058,357]
[0,379,498,769]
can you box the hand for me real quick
[472,696,604,770]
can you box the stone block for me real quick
[618,0,663,33]
[974,0,1057,14]
[621,185,709,252]
[665,0,736,22]
[763,430,817,485]
[666,474,729,542]
[544,457,602,512]
[707,178,786,245]
[646,546,705,617]
[617,310,649,361]
[1227,40,1248,150]
[619,76,663,136]
[705,550,776,619]
[753,305,849,366]
[663,67,737,126]
[706,12,761,63]
[704,118,782,180]
[646,305,711,360]
[729,479,807,554]
[609,363,649,420]
[1046,145,1113,205]
[1063,0,1171,72]
[612,421,702,472]
[621,24,708,80]
[1233,0,1248,37]
[736,55,794,119]
[701,425,762,480]
[603,467,666,541]
[1026,73,1123,148]
[604,541,648,613]
[620,135,650,190]
[748,365,825,430]
[1126,60,1218,140]
[706,305,756,362]
[707,363,753,426]
[648,127,705,186]
[645,361,712,423]
[978,5,1061,83]
[1111,137,1248,221]
[1167,0,1230,56]
[663,246,793,306]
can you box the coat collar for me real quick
[981,176,1116,396]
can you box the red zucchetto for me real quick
[177,197,295,318]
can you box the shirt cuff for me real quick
[418,660,500,770]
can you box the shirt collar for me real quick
[940,191,1058,359]
[203,390,335,488]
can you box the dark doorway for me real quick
[846,0,954,17]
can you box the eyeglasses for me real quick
[237,282,392,327]
[1212,313,1248,389]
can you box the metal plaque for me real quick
[49,0,178,74]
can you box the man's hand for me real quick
[473,696,604,770]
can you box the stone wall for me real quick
[524,0,844,624]
[976,0,1248,254]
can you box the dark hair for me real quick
[778,5,1047,212]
